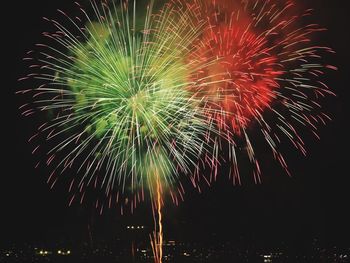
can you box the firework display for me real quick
[19,0,335,262]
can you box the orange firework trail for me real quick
[156,177,163,263]
[150,173,164,263]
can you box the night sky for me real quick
[3,0,350,250]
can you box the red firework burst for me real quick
[182,0,336,183]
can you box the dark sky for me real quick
[2,0,350,249]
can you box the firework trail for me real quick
[150,173,163,263]
[18,0,335,262]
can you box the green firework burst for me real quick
[25,0,215,208]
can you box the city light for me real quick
[126,225,145,230]
[1,242,350,262]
